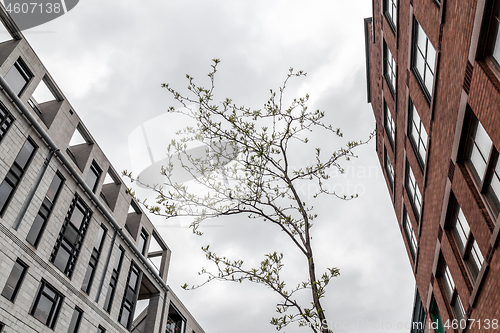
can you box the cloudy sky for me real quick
[20,0,415,332]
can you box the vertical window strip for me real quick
[82,225,107,294]
[1,259,27,301]
[409,101,428,168]
[403,209,417,259]
[0,138,37,215]
[50,194,92,277]
[118,262,141,329]
[384,149,395,187]
[26,172,64,247]
[0,103,14,142]
[406,163,422,219]
[412,19,436,99]
[384,42,397,94]
[30,280,64,328]
[384,102,395,147]
[103,246,125,313]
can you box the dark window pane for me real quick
[67,308,82,333]
[46,173,63,203]
[97,326,106,333]
[85,162,102,193]
[26,214,45,246]
[0,181,14,212]
[128,271,138,290]
[31,281,63,328]
[94,226,106,250]
[14,140,36,170]
[53,246,71,273]
[5,63,29,96]
[70,206,85,229]
[1,261,26,301]
[103,286,114,312]
[119,307,130,327]
[33,294,53,325]
[64,225,79,245]
[81,265,93,293]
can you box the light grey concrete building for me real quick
[0,5,204,333]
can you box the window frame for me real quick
[405,161,423,221]
[26,172,65,247]
[4,57,33,97]
[403,207,417,260]
[118,262,142,330]
[447,197,484,282]
[1,259,28,302]
[384,148,395,189]
[50,194,92,278]
[30,279,64,329]
[383,0,397,33]
[0,102,15,144]
[411,18,436,102]
[408,99,428,170]
[463,114,500,219]
[0,137,37,216]
[81,224,107,294]
[103,246,125,313]
[383,41,397,96]
[138,228,149,255]
[438,259,466,322]
[85,161,102,193]
[384,101,395,149]
[67,307,83,333]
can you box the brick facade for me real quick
[366,0,500,331]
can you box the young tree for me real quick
[124,59,373,333]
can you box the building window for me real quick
[383,0,397,31]
[167,303,186,333]
[384,148,395,188]
[429,296,444,333]
[488,1,500,66]
[448,199,484,281]
[50,194,92,278]
[0,322,4,332]
[384,101,395,148]
[384,42,396,95]
[439,260,465,322]
[408,100,428,170]
[410,289,426,333]
[85,161,102,193]
[118,262,141,329]
[67,307,83,333]
[97,325,106,333]
[30,280,64,328]
[406,162,422,221]
[4,58,33,96]
[0,138,37,215]
[82,225,107,294]
[103,246,125,313]
[1,259,27,301]
[138,228,148,255]
[465,116,500,216]
[0,103,14,142]
[412,18,436,101]
[403,208,417,260]
[26,172,64,247]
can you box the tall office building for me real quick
[0,5,204,333]
[365,0,500,332]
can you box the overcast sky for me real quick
[21,1,416,332]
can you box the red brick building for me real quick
[365,0,500,332]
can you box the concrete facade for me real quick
[366,0,500,332]
[0,5,204,333]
